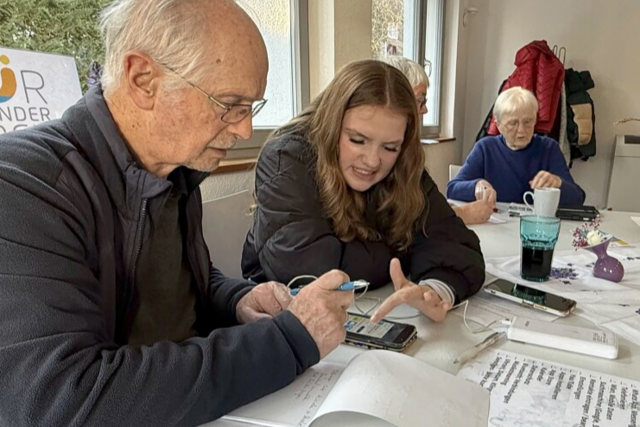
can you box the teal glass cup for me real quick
[520,215,561,282]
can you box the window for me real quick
[232,0,308,158]
[421,0,444,132]
[371,0,445,137]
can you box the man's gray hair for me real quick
[381,56,429,89]
[100,0,215,93]
[493,86,539,123]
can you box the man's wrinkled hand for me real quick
[371,258,452,323]
[236,281,292,324]
[287,270,354,359]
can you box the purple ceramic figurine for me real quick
[572,219,625,282]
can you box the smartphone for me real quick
[484,279,577,317]
[556,205,600,221]
[344,313,417,352]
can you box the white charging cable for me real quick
[287,275,420,320]
[286,275,318,290]
[289,276,511,326]
[458,299,510,334]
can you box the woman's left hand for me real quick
[530,170,562,189]
[370,258,452,323]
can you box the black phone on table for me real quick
[484,279,577,317]
[344,313,417,352]
[555,205,600,221]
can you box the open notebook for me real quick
[222,349,490,427]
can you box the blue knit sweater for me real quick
[447,135,585,206]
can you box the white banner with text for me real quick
[0,46,82,134]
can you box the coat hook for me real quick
[463,7,478,28]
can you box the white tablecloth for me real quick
[485,244,640,346]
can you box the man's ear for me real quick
[122,51,161,110]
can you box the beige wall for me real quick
[308,0,372,99]
[308,0,335,98]
[200,171,253,202]
[461,0,640,208]
[440,0,470,165]
[423,142,459,193]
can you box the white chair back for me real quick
[449,164,462,181]
[201,190,254,278]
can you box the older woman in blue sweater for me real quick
[447,87,585,206]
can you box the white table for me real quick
[475,203,640,257]
[209,209,640,426]
[393,208,640,382]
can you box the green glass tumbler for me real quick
[520,215,561,282]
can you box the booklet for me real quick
[458,349,640,427]
[221,349,490,427]
[508,202,531,217]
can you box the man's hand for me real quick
[370,258,452,324]
[453,200,494,225]
[474,179,497,207]
[236,281,292,324]
[287,270,354,359]
[530,171,561,189]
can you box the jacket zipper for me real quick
[120,199,148,330]
[185,199,205,299]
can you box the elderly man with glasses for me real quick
[0,0,354,425]
[447,86,585,206]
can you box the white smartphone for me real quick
[484,279,577,317]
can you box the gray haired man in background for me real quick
[0,0,353,425]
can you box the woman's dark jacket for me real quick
[242,131,485,303]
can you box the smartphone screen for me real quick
[344,314,417,351]
[484,279,576,316]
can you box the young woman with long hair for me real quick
[242,60,485,322]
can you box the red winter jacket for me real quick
[488,40,564,135]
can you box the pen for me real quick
[453,332,505,365]
[290,280,369,296]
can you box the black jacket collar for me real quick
[64,86,208,215]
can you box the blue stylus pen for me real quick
[290,280,368,296]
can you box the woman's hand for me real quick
[370,258,452,323]
[474,180,497,207]
[530,171,562,189]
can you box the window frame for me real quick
[228,0,309,159]
[415,0,445,138]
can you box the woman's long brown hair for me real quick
[268,59,427,251]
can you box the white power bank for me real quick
[506,316,619,359]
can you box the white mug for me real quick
[523,188,561,217]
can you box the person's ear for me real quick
[122,51,162,110]
[494,116,503,132]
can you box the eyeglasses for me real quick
[416,97,427,109]
[502,118,536,131]
[160,64,267,124]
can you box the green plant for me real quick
[0,0,110,93]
